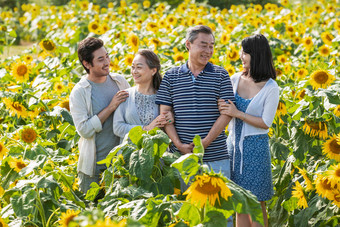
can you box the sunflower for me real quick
[167,15,177,26]
[21,127,38,144]
[332,190,340,207]
[53,81,65,94]
[3,98,28,118]
[292,181,308,209]
[110,58,120,71]
[277,55,287,64]
[11,61,31,82]
[59,99,70,111]
[276,101,287,116]
[34,119,45,129]
[173,52,185,62]
[318,45,330,57]
[334,105,340,117]
[302,120,328,139]
[297,167,314,191]
[315,174,335,200]
[321,32,334,45]
[58,209,80,227]
[143,0,150,8]
[220,32,229,45]
[225,65,235,76]
[334,20,340,32]
[146,22,158,33]
[227,48,239,62]
[23,55,33,63]
[0,141,8,161]
[79,0,89,10]
[280,0,289,6]
[0,217,8,227]
[326,163,340,188]
[39,39,56,52]
[88,21,100,34]
[126,33,139,52]
[0,186,4,197]
[323,134,340,162]
[149,38,161,48]
[295,68,308,79]
[124,54,134,66]
[292,36,301,45]
[309,70,335,89]
[183,173,232,208]
[9,157,27,172]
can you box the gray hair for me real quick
[185,25,215,43]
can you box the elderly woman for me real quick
[113,49,173,142]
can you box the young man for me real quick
[70,37,130,193]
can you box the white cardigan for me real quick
[113,86,159,142]
[69,74,130,176]
[228,72,280,174]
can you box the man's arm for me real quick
[160,105,194,154]
[202,114,232,149]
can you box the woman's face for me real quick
[131,54,156,85]
[240,48,251,71]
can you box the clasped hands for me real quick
[143,111,174,131]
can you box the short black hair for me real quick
[77,37,104,73]
[241,34,276,82]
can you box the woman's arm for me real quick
[218,99,269,129]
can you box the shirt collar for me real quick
[180,61,214,74]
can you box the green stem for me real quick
[46,207,60,227]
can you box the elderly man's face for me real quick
[186,33,214,68]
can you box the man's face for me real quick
[186,33,214,68]
[84,47,110,77]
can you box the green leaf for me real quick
[193,135,204,154]
[203,210,229,226]
[177,202,201,226]
[282,196,298,212]
[171,153,201,184]
[220,180,263,225]
[11,190,37,217]
[129,148,154,181]
[9,30,17,38]
[85,182,101,201]
[61,110,74,125]
[129,126,145,148]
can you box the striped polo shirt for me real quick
[156,62,235,162]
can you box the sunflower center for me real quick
[91,24,98,30]
[0,144,3,152]
[307,121,325,130]
[329,140,340,154]
[17,65,28,76]
[43,40,55,51]
[132,37,138,46]
[322,179,332,190]
[17,162,26,169]
[176,56,184,61]
[229,51,236,59]
[321,48,329,55]
[334,194,340,202]
[196,181,221,194]
[12,102,23,111]
[305,39,311,45]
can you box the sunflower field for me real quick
[0,0,339,226]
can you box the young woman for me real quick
[218,34,279,227]
[113,49,173,142]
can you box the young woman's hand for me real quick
[218,99,240,118]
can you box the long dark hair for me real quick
[241,34,276,82]
[137,49,162,90]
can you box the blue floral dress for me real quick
[227,92,273,201]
